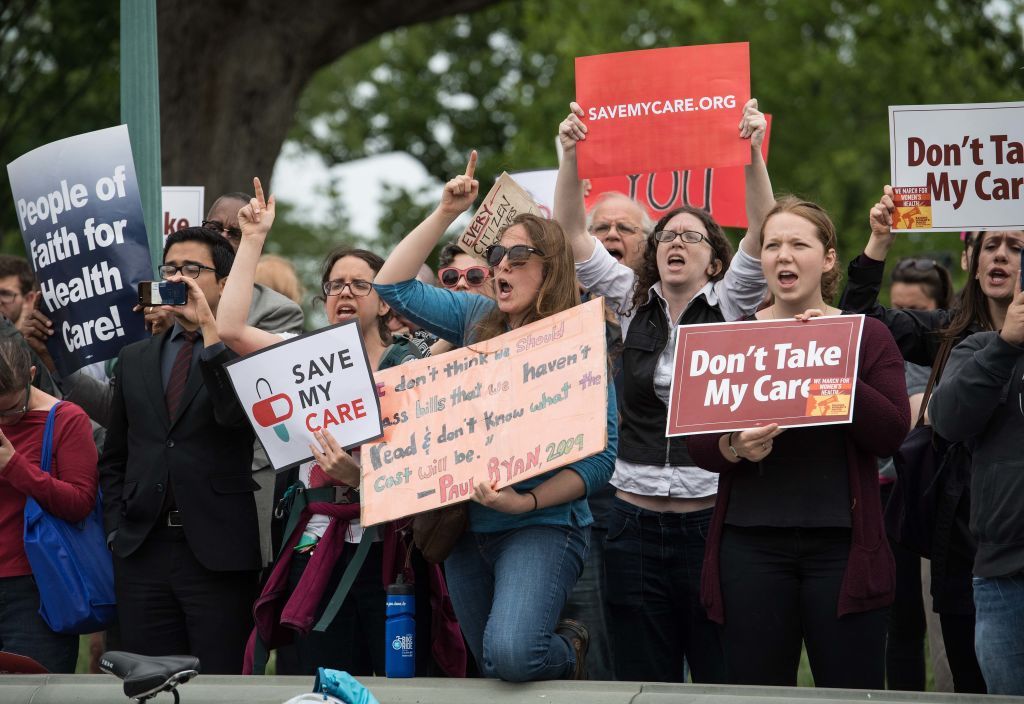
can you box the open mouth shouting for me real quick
[777,269,799,290]
[496,276,513,301]
[333,303,358,321]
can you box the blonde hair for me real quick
[472,214,581,342]
[255,255,304,305]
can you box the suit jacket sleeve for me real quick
[61,371,115,428]
[199,346,249,429]
[98,350,129,535]
[247,283,305,335]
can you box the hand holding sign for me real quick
[310,429,360,487]
[473,480,533,514]
[238,177,276,241]
[738,98,767,150]
[725,423,784,463]
[865,185,897,261]
[558,102,587,153]
[439,151,479,217]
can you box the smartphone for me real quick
[138,281,188,306]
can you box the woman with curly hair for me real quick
[552,98,773,683]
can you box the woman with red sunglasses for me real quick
[436,243,493,296]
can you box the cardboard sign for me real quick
[162,186,205,238]
[889,102,1024,232]
[6,125,152,376]
[360,298,608,527]
[575,43,751,179]
[507,169,556,218]
[584,115,772,229]
[456,173,543,258]
[667,316,865,436]
[224,321,383,471]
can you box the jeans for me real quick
[604,499,725,683]
[0,575,79,673]
[973,574,1024,695]
[720,525,888,688]
[560,526,613,680]
[445,524,589,682]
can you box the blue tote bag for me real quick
[22,402,115,634]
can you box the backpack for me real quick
[22,402,115,634]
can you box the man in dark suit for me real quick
[99,227,260,673]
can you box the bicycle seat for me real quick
[99,651,200,701]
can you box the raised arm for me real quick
[216,177,282,355]
[736,98,774,257]
[376,151,479,286]
[553,102,596,262]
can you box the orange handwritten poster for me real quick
[360,298,608,526]
[457,173,543,259]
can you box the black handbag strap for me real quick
[916,337,955,429]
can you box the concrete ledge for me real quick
[0,675,1012,704]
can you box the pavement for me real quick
[0,676,1016,704]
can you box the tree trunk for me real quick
[157,0,502,202]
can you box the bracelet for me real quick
[526,490,539,512]
[727,431,739,459]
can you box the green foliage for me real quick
[291,0,1024,286]
[0,0,119,252]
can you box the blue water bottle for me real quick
[385,577,415,678]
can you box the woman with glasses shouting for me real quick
[0,326,97,672]
[215,180,465,679]
[374,151,617,682]
[550,99,773,683]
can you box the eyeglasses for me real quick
[484,244,545,268]
[439,266,490,288]
[322,279,374,297]
[0,382,31,425]
[202,220,243,241]
[159,263,218,279]
[654,229,709,245]
[590,222,641,237]
[895,258,940,272]
[0,289,21,304]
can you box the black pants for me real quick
[880,482,927,690]
[940,612,986,693]
[276,541,387,676]
[720,525,888,688]
[113,526,259,674]
[604,499,726,683]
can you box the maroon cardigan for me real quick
[688,316,911,624]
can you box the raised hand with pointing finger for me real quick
[238,176,276,241]
[438,150,479,217]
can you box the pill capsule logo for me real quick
[252,378,293,442]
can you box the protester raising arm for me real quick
[376,151,478,286]
[216,177,283,356]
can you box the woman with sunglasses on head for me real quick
[0,326,98,673]
[374,151,617,682]
[686,197,910,688]
[217,180,463,678]
[839,189,1024,693]
[551,98,772,683]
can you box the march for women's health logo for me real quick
[7,125,152,376]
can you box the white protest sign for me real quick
[456,172,543,258]
[889,102,1024,232]
[508,169,557,217]
[224,320,383,471]
[162,186,204,238]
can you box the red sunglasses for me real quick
[439,266,490,288]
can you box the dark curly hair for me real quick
[316,246,393,345]
[628,206,733,315]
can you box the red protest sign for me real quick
[584,116,771,229]
[575,43,751,179]
[667,316,865,436]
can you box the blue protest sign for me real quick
[7,125,152,376]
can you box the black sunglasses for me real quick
[895,258,939,272]
[202,220,242,241]
[484,244,544,267]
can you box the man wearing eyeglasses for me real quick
[586,193,652,272]
[98,227,261,674]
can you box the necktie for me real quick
[166,330,198,418]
